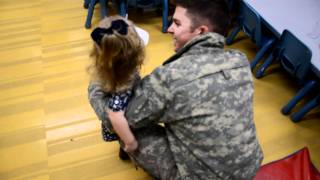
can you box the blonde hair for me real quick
[89,16,145,93]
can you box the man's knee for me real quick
[130,125,179,179]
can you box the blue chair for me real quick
[129,0,169,32]
[256,30,312,80]
[290,93,320,122]
[226,0,275,70]
[85,0,127,29]
[258,30,315,122]
[85,0,109,28]
[281,80,317,115]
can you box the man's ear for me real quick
[197,25,210,34]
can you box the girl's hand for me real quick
[124,139,138,153]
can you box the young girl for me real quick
[88,15,146,153]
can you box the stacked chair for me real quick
[255,30,312,81]
[289,93,320,122]
[281,79,319,122]
[127,0,169,32]
[227,1,319,122]
[254,30,318,122]
[84,0,127,28]
[226,0,276,70]
[84,0,169,32]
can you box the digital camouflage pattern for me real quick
[88,32,263,180]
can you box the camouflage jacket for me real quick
[89,32,263,179]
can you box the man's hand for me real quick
[124,139,138,153]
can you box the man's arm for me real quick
[88,67,171,130]
[125,69,172,128]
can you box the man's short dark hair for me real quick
[171,0,230,36]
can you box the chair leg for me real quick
[99,0,108,18]
[85,0,97,28]
[84,0,90,8]
[118,0,127,17]
[250,38,275,70]
[225,26,240,45]
[281,80,317,115]
[291,94,320,122]
[162,0,169,33]
[255,52,274,78]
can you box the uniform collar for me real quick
[163,32,225,65]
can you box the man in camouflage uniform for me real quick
[88,0,263,179]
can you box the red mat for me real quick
[254,147,320,180]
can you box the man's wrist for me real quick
[125,137,137,145]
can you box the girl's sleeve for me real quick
[87,82,112,128]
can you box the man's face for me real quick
[167,6,200,52]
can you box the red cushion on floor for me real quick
[254,147,320,180]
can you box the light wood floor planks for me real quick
[0,0,319,179]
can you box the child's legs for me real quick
[128,125,179,180]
